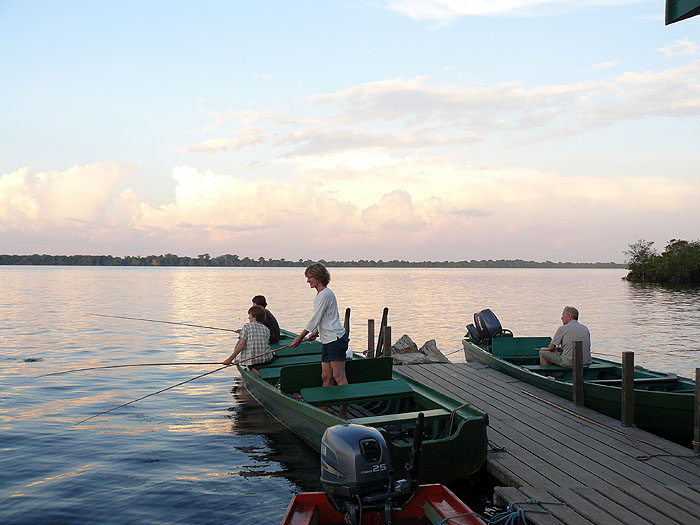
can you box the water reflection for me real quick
[1,266,699,523]
[229,379,322,492]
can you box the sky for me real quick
[1,1,699,263]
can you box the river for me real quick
[1,267,698,523]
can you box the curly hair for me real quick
[305,263,331,286]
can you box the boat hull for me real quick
[238,332,488,483]
[463,338,696,446]
[281,484,485,525]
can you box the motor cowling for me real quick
[320,424,392,506]
[320,423,420,524]
[466,309,509,348]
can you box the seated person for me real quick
[252,295,280,344]
[539,306,591,368]
[223,305,276,369]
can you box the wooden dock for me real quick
[397,362,700,524]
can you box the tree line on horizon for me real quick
[0,253,623,269]
[624,239,700,285]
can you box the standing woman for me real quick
[290,263,348,391]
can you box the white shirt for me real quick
[305,287,345,344]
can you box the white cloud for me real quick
[382,0,633,22]
[588,60,619,71]
[658,37,700,57]
[3,159,699,261]
[182,129,268,153]
[0,162,134,231]
[184,60,700,161]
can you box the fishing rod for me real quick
[34,362,223,378]
[73,343,299,426]
[87,313,239,332]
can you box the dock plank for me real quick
[392,361,700,524]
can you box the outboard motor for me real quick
[320,416,424,525]
[466,309,512,348]
[475,308,502,341]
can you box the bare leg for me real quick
[539,351,550,366]
[317,362,334,412]
[330,360,348,418]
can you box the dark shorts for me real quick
[321,334,349,362]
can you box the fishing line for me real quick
[73,343,299,426]
[34,362,223,378]
[88,313,239,332]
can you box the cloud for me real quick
[0,162,135,231]
[3,159,700,261]
[658,37,700,57]
[185,59,700,161]
[588,60,619,71]
[182,128,268,153]
[381,0,633,22]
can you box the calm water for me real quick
[2,267,699,523]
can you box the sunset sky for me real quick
[1,1,699,263]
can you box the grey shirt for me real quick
[552,320,591,366]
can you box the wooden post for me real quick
[621,351,634,427]
[343,308,351,338]
[383,325,392,357]
[376,307,389,358]
[694,368,699,456]
[367,319,375,358]
[572,341,584,407]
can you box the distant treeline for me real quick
[0,253,624,268]
[625,239,700,285]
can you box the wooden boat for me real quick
[462,329,696,447]
[281,483,485,524]
[237,329,489,483]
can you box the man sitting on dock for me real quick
[539,306,591,368]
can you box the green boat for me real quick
[236,329,489,483]
[462,313,696,447]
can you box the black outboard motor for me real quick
[466,309,512,348]
[320,416,424,525]
[475,308,502,341]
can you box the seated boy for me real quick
[223,305,276,368]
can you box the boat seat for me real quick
[351,408,450,426]
[279,357,393,394]
[300,379,413,406]
[275,346,322,357]
[258,354,329,370]
[492,336,552,359]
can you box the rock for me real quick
[391,334,419,354]
[391,337,450,365]
[418,339,450,363]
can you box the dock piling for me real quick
[383,326,392,357]
[695,368,699,456]
[572,341,584,406]
[367,319,375,358]
[622,351,635,426]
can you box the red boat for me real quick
[281,483,485,524]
